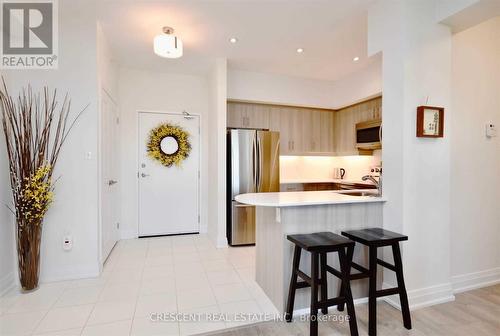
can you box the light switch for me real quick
[486,123,497,138]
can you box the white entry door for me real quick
[101,90,120,262]
[138,112,200,236]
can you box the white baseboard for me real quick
[199,222,208,234]
[216,235,228,248]
[40,263,100,283]
[451,267,500,293]
[382,281,455,311]
[292,282,456,316]
[293,296,369,317]
[120,229,138,240]
[286,269,500,317]
[0,271,16,297]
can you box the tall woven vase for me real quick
[17,219,43,291]
[1,79,85,293]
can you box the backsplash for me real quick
[280,152,381,182]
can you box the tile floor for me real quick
[0,234,279,336]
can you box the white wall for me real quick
[369,0,455,309]
[450,16,500,291]
[118,68,210,239]
[227,60,381,110]
[1,0,100,283]
[0,74,16,295]
[228,69,337,108]
[207,59,228,248]
[329,59,382,109]
[97,23,119,100]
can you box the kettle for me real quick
[333,168,346,180]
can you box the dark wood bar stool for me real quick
[338,228,412,336]
[285,232,359,336]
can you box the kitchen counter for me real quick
[237,190,384,314]
[280,178,375,185]
[235,189,385,207]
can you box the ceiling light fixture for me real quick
[296,48,304,53]
[154,26,183,58]
[353,56,360,62]
[229,37,238,44]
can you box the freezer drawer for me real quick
[230,202,256,245]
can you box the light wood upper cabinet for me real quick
[319,111,335,152]
[301,110,320,152]
[227,102,243,128]
[333,97,382,155]
[269,106,302,154]
[228,101,337,155]
[289,108,304,153]
[269,105,335,155]
[227,100,379,156]
[227,102,269,129]
[245,103,270,129]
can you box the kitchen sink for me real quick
[341,191,380,197]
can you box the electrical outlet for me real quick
[63,235,72,251]
[369,166,382,177]
[486,123,497,138]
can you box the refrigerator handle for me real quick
[256,135,262,191]
[252,135,258,191]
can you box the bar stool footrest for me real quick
[296,281,310,289]
[325,265,342,278]
[376,287,400,298]
[296,270,312,285]
[377,258,396,271]
[317,297,346,311]
[351,262,370,275]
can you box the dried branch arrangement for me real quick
[0,78,85,290]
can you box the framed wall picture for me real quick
[416,106,444,138]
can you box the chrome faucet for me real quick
[362,174,382,196]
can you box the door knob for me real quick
[108,180,118,186]
[141,173,150,178]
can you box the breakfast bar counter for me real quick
[235,190,385,313]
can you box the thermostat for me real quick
[486,123,497,138]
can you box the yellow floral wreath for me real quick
[147,123,191,167]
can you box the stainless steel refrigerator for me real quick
[227,129,280,246]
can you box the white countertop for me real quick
[235,189,385,207]
[280,178,375,185]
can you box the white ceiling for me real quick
[98,0,377,81]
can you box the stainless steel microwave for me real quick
[356,119,382,151]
